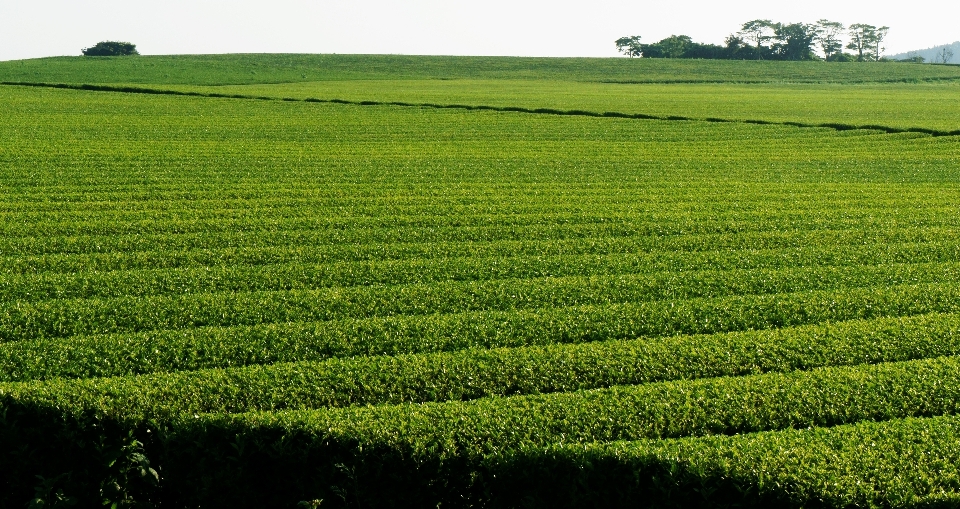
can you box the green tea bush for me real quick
[4,357,960,506]
[1,78,960,506]
[1,313,958,413]
[2,283,960,381]
[3,262,959,341]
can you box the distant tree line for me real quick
[616,21,897,62]
[893,42,957,64]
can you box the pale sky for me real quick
[0,0,957,62]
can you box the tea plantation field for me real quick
[168,79,960,132]
[4,53,960,84]
[1,55,960,507]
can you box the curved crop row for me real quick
[5,239,960,301]
[0,186,942,215]
[2,284,959,380]
[3,261,958,341]
[488,414,960,509]
[1,214,949,261]
[6,208,955,241]
[1,312,957,413]
[3,197,954,237]
[158,355,960,453]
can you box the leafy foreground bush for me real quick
[81,41,139,57]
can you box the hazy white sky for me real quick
[1,0,957,61]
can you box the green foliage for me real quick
[1,58,960,506]
[3,260,959,342]
[165,354,960,457]
[620,19,890,62]
[771,23,818,61]
[81,42,139,57]
[740,19,776,59]
[1,312,959,416]
[847,24,890,62]
[815,20,846,60]
[658,35,693,58]
[1,283,958,383]
[495,415,960,507]
[1,53,959,86]
[614,36,643,57]
[141,78,960,133]
[97,432,159,508]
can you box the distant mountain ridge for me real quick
[889,41,960,63]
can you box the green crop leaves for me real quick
[0,73,959,507]
[2,313,960,418]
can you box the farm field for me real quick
[5,54,960,133]
[162,79,960,132]
[3,53,960,84]
[1,55,960,507]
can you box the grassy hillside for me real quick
[2,53,960,85]
[2,55,960,507]
[156,79,959,132]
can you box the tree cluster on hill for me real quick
[82,41,139,57]
[617,20,892,61]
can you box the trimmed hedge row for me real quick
[489,414,960,508]
[2,226,953,277]
[1,215,951,258]
[11,201,942,234]
[3,261,958,341]
[75,355,960,443]
[5,357,960,506]
[7,206,931,239]
[2,312,958,416]
[0,222,637,256]
[4,239,960,301]
[0,188,944,215]
[6,199,956,239]
[3,283,959,381]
